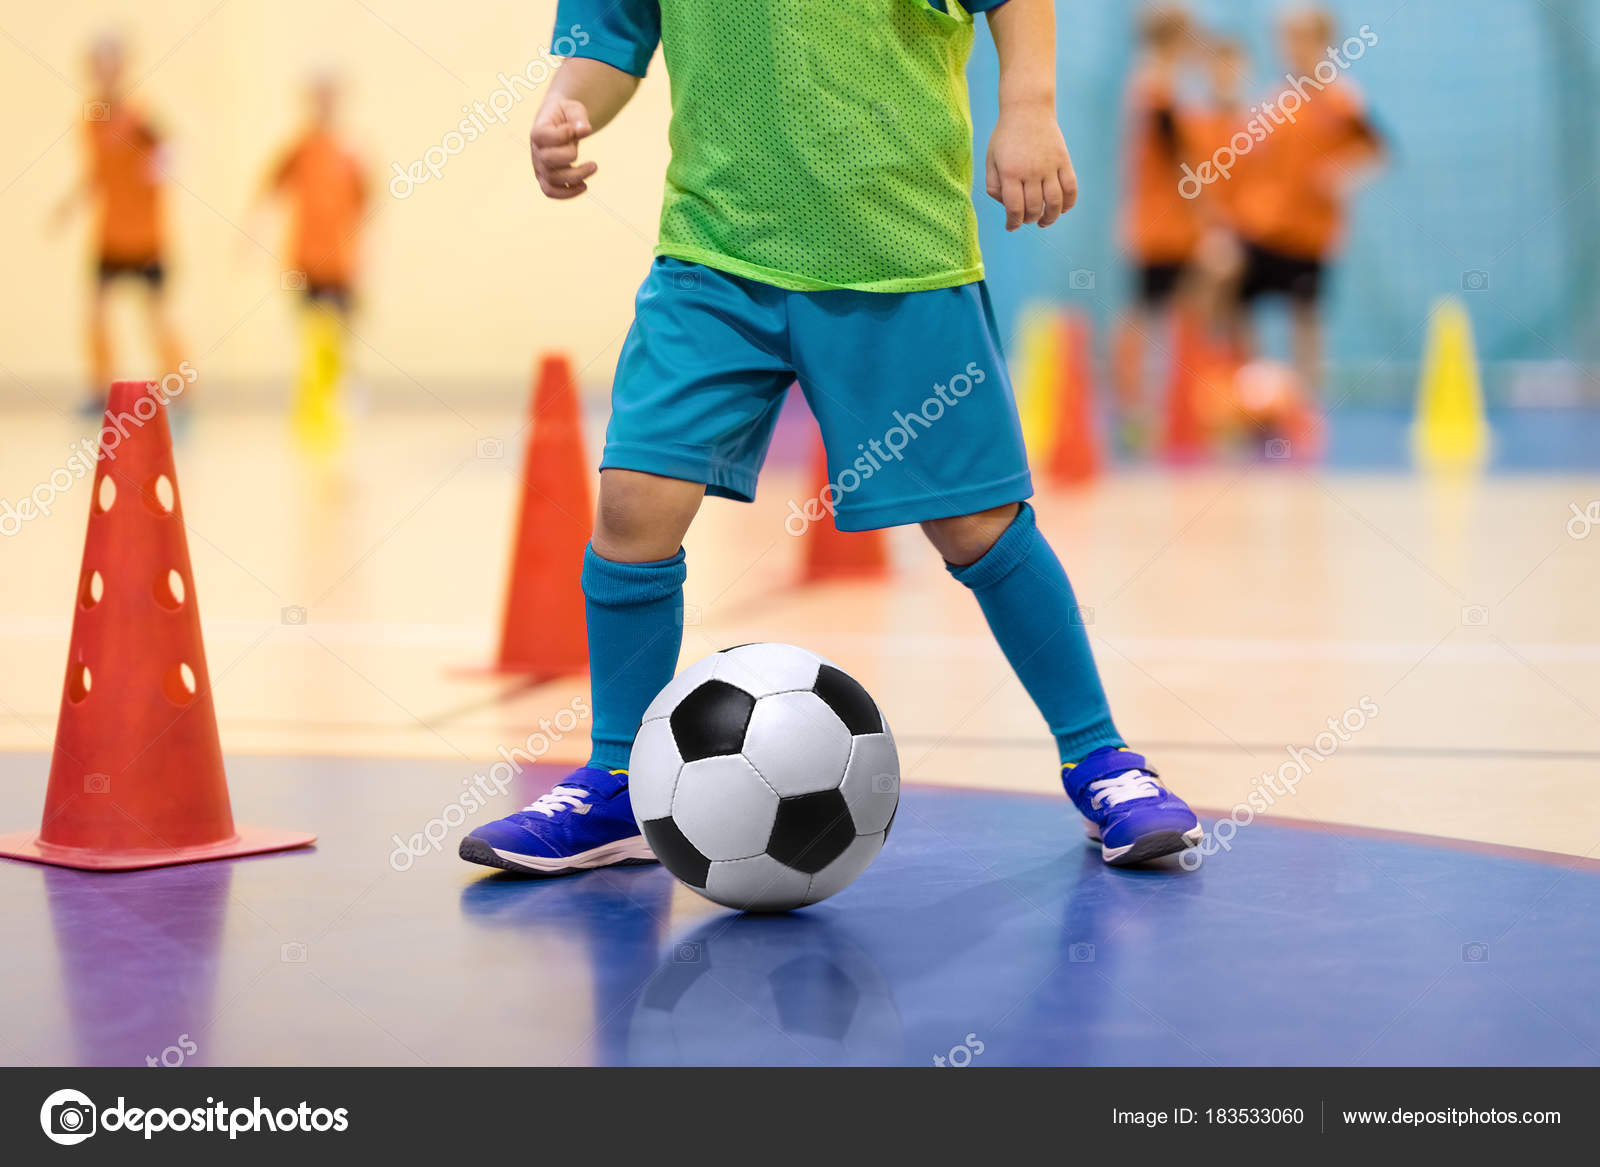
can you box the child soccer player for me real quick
[1110,5,1203,452]
[249,72,369,443]
[461,0,1202,875]
[50,33,186,412]
[1230,5,1384,396]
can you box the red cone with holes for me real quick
[0,381,315,871]
[800,432,889,582]
[493,353,592,676]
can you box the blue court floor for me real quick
[3,754,1596,1067]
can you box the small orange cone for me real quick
[494,354,592,677]
[0,381,314,870]
[1047,310,1101,486]
[1161,310,1214,464]
[800,434,888,583]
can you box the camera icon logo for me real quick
[673,270,702,291]
[673,941,702,963]
[40,1088,97,1145]
[280,941,308,963]
[678,603,701,627]
[871,773,897,794]
[1462,941,1490,963]
[281,605,308,626]
[1069,269,1096,291]
[281,270,308,291]
[476,437,505,461]
[1068,942,1096,963]
[1460,604,1490,627]
[83,772,111,795]
[83,102,110,122]
[1265,438,1292,460]
[1071,605,1095,626]
[1461,270,1489,292]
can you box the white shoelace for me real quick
[1086,769,1161,810]
[521,786,590,817]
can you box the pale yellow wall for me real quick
[0,1,670,400]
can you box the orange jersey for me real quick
[1182,105,1253,227]
[1119,72,1203,264]
[273,131,368,287]
[1232,81,1377,260]
[85,103,164,262]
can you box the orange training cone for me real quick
[800,434,888,583]
[1047,310,1101,486]
[0,381,314,871]
[494,353,592,676]
[1161,310,1212,464]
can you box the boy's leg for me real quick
[923,502,1122,762]
[583,468,705,770]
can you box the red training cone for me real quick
[494,353,592,677]
[1161,310,1213,464]
[800,434,888,583]
[0,381,315,871]
[1047,310,1102,486]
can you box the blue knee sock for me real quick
[580,545,687,771]
[948,504,1124,763]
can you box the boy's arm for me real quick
[528,58,640,200]
[982,0,1077,231]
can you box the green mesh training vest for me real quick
[655,0,984,293]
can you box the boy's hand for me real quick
[529,98,598,200]
[985,105,1077,231]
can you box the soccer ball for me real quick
[631,643,899,912]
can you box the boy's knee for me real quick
[921,502,1021,567]
[593,469,703,563]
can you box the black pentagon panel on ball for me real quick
[670,680,756,761]
[812,665,882,736]
[640,817,711,888]
[767,789,857,874]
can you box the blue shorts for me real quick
[602,258,1033,531]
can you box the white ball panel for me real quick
[712,642,824,696]
[803,832,884,905]
[742,690,853,797]
[838,732,900,834]
[670,755,780,861]
[702,853,813,912]
[627,717,682,822]
[641,653,722,724]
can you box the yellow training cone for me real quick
[1013,303,1064,461]
[1412,296,1490,469]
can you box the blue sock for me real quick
[580,544,688,771]
[948,504,1124,764]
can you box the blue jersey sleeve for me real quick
[554,0,660,78]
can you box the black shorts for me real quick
[97,256,165,289]
[1135,261,1188,307]
[1238,241,1324,306]
[305,282,353,313]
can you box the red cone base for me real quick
[0,826,314,872]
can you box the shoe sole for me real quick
[458,834,657,876]
[1088,823,1204,867]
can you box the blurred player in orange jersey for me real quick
[250,71,370,443]
[50,33,186,412]
[1184,36,1254,352]
[1229,5,1385,397]
[1112,5,1204,453]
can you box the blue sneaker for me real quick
[1063,747,1203,866]
[459,766,657,876]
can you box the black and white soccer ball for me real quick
[631,643,899,912]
